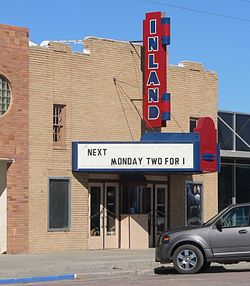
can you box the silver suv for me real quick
[155,203,250,274]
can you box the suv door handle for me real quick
[239,229,248,234]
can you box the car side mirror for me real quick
[215,220,222,232]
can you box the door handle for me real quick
[239,229,248,234]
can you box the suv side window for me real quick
[220,206,250,228]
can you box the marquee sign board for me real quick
[143,12,170,128]
[72,118,220,173]
[72,140,199,172]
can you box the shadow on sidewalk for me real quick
[154,265,250,275]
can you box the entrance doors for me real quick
[149,184,168,247]
[88,183,119,249]
[88,181,168,249]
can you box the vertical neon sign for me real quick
[143,12,170,128]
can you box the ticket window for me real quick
[120,185,151,249]
[120,184,168,248]
[120,185,151,214]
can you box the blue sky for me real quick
[2,0,250,114]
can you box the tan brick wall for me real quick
[28,37,218,252]
[28,38,143,252]
[0,24,29,253]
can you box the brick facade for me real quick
[28,38,218,253]
[0,25,29,253]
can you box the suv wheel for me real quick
[173,244,204,274]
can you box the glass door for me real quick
[104,183,119,249]
[149,184,168,247]
[155,185,168,239]
[89,183,103,249]
[88,183,119,249]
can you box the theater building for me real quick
[0,20,219,254]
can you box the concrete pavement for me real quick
[0,248,158,283]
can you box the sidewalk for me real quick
[0,248,158,282]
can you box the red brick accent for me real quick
[0,24,29,253]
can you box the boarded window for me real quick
[49,178,70,230]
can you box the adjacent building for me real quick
[218,111,250,211]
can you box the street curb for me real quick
[0,274,77,285]
[76,269,154,280]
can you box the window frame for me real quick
[48,177,71,232]
[0,75,12,117]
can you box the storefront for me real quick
[73,122,219,249]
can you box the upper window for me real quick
[0,75,11,116]
[53,104,66,145]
